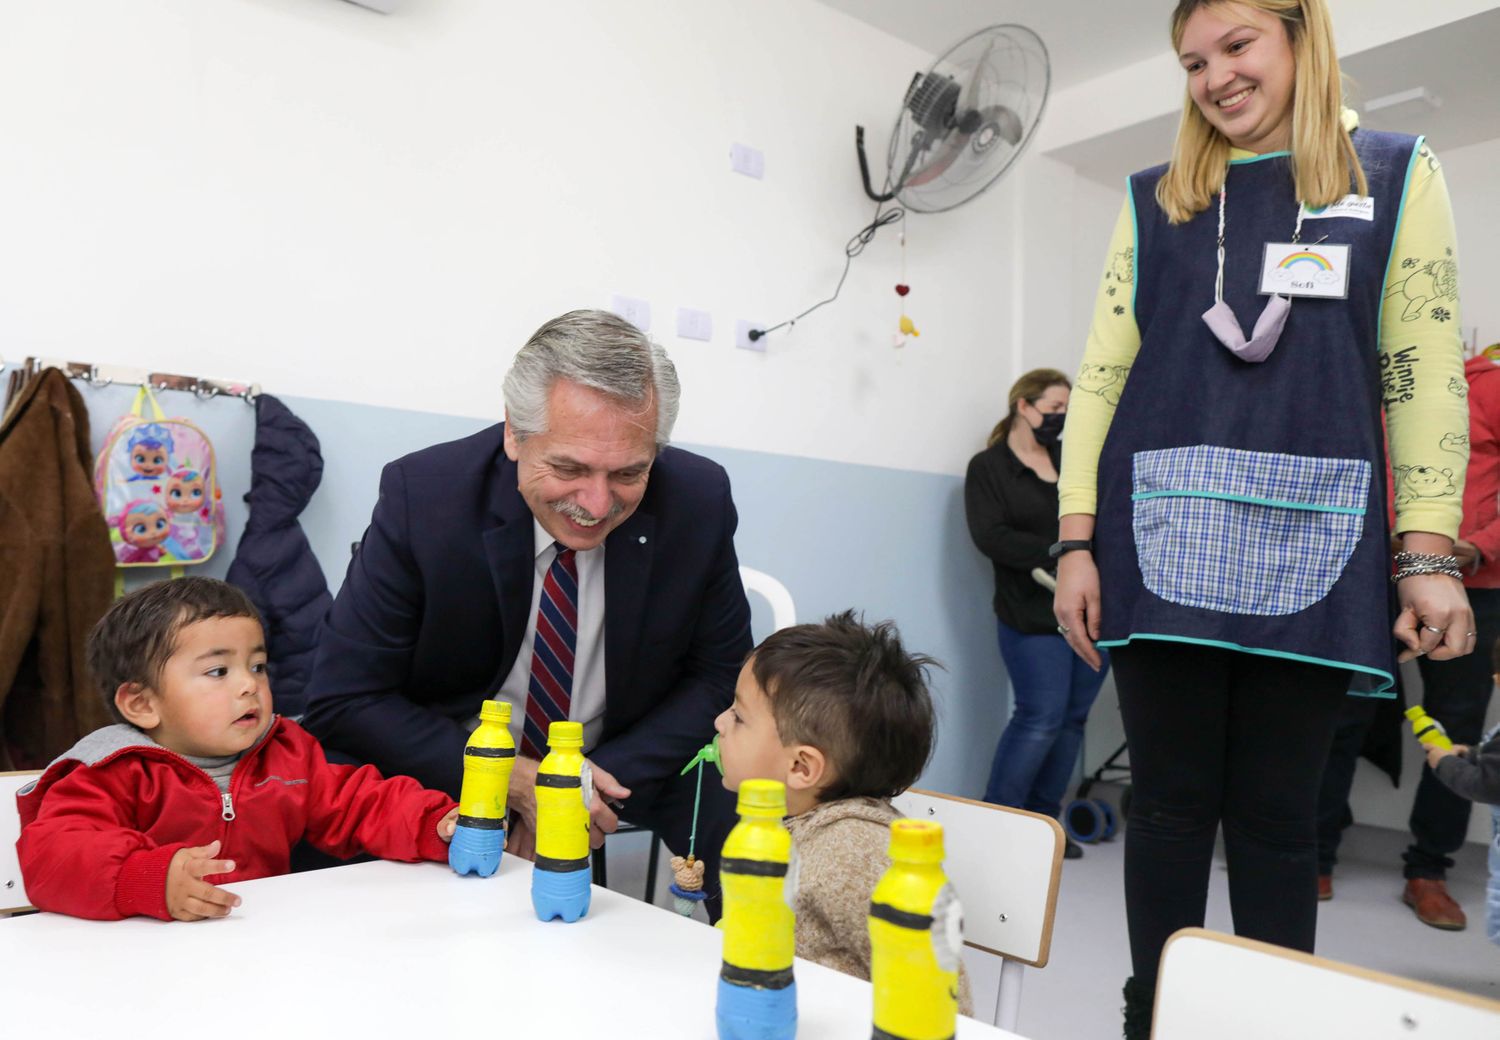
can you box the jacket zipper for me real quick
[221,792,236,821]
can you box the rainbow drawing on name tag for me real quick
[1278,250,1334,271]
[1273,250,1340,286]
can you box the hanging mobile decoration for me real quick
[895,215,919,345]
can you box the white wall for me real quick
[0,0,1025,478]
[1443,135,1500,350]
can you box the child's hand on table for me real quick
[166,839,241,921]
[437,807,460,843]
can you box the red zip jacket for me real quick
[1460,353,1500,588]
[16,717,455,920]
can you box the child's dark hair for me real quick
[88,577,262,723]
[750,610,939,801]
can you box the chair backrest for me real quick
[0,771,41,915]
[739,566,796,634]
[892,787,1064,967]
[1154,927,1500,1038]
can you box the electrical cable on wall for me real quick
[748,200,904,343]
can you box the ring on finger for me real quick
[1422,624,1445,634]
[1057,624,1070,635]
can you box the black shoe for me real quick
[1122,976,1153,1040]
[1065,838,1084,859]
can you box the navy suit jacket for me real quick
[302,423,753,798]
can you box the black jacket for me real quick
[226,395,332,718]
[964,439,1062,634]
[301,423,753,798]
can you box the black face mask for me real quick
[1030,411,1066,446]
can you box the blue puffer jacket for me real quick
[226,395,332,717]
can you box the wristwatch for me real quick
[1048,539,1093,560]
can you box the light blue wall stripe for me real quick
[3,371,1007,799]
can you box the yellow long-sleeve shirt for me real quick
[1059,116,1467,539]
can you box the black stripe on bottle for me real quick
[872,1028,952,1040]
[464,746,516,759]
[869,900,933,930]
[720,857,788,878]
[456,815,506,830]
[719,962,794,990]
[535,773,582,788]
[533,854,590,873]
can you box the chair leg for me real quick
[592,841,607,887]
[995,958,1024,1032]
[644,835,662,903]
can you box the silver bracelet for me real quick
[1391,565,1465,584]
[1393,551,1460,570]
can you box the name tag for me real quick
[1302,195,1374,221]
[1260,242,1351,299]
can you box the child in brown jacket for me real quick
[712,611,972,1014]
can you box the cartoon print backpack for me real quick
[94,387,225,568]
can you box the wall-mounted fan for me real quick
[752,25,1049,343]
[858,25,1049,212]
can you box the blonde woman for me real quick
[965,370,1109,858]
[1050,2,1471,1033]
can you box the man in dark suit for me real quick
[303,310,751,911]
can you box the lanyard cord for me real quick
[1213,180,1306,303]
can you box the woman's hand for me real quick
[1054,551,1104,671]
[1394,531,1477,662]
[1394,574,1475,662]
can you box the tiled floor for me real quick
[599,819,1498,1038]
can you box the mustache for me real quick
[550,498,624,526]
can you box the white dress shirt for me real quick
[495,518,607,753]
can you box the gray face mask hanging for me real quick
[1201,182,1304,363]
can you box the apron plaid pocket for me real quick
[1131,445,1370,616]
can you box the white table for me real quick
[0,858,1026,1039]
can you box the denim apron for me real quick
[1093,129,1424,695]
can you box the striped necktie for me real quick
[522,545,578,760]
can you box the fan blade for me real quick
[903,130,966,188]
[988,105,1025,147]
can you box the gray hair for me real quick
[503,309,680,449]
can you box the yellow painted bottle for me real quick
[717,778,796,1040]
[1405,705,1454,750]
[531,720,592,922]
[869,819,963,1040]
[449,699,516,877]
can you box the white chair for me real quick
[0,771,41,916]
[739,566,796,633]
[892,786,1064,1033]
[1154,927,1500,1038]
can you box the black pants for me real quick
[1314,694,1379,873]
[1113,642,1348,987]
[1406,587,1500,878]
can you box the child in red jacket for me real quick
[17,576,460,921]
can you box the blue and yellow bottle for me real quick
[717,779,796,1040]
[869,820,963,1040]
[449,699,516,877]
[531,720,592,922]
[1405,705,1454,750]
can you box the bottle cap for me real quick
[1403,706,1426,721]
[736,779,787,818]
[479,700,511,724]
[889,819,945,864]
[547,721,584,748]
